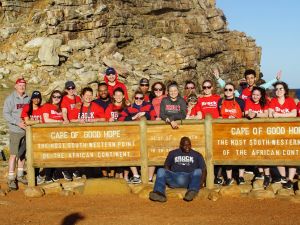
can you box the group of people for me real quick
[3,67,300,201]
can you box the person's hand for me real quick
[125,100,131,107]
[170,121,179,129]
[228,115,236,119]
[156,117,161,121]
[273,112,280,118]
[62,120,70,124]
[18,121,26,129]
[247,111,256,119]
[213,68,220,79]
[276,70,282,80]
[138,112,145,118]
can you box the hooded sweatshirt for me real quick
[104,72,129,100]
[160,95,187,122]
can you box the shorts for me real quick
[9,132,25,156]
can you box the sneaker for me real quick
[255,173,264,180]
[282,180,293,189]
[36,175,45,185]
[17,176,28,185]
[62,171,72,181]
[237,177,245,185]
[45,176,54,184]
[129,176,141,184]
[263,175,271,188]
[73,170,82,179]
[272,176,287,184]
[214,177,223,185]
[7,179,17,190]
[224,178,234,186]
[149,191,167,202]
[183,190,198,201]
[280,176,288,184]
[52,171,60,182]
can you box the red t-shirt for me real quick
[187,105,201,117]
[42,103,63,121]
[106,104,124,121]
[244,99,268,114]
[21,104,43,122]
[269,97,297,114]
[197,95,220,118]
[240,87,252,100]
[68,102,105,121]
[297,102,300,117]
[61,95,82,119]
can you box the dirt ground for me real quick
[0,190,299,225]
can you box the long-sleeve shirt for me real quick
[160,96,187,122]
[119,101,156,121]
[3,91,30,133]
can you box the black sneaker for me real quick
[214,177,223,185]
[255,173,264,180]
[224,178,234,186]
[282,180,293,189]
[62,171,72,181]
[45,176,54,184]
[73,170,82,179]
[129,176,141,184]
[52,170,60,182]
[149,191,167,202]
[237,177,245,185]
[263,175,271,188]
[183,190,198,201]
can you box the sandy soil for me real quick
[0,190,299,225]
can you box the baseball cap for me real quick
[16,78,26,84]
[31,91,42,99]
[65,81,76,89]
[105,67,116,75]
[139,78,149,85]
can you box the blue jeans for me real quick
[153,168,202,194]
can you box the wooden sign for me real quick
[147,124,205,164]
[31,125,141,166]
[212,121,300,164]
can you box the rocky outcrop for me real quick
[0,0,261,95]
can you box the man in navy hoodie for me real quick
[149,137,206,202]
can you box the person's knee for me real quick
[193,169,202,177]
[157,168,166,178]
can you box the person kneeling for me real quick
[149,137,206,202]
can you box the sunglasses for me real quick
[202,86,212,90]
[52,95,61,99]
[67,87,75,90]
[185,86,195,90]
[154,88,163,91]
[140,84,149,87]
[188,99,197,103]
[275,87,284,91]
[224,88,233,92]
[135,97,144,100]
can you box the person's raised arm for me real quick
[260,70,282,89]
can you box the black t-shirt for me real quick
[164,148,206,173]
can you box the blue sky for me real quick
[216,1,300,88]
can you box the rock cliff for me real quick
[0,0,261,95]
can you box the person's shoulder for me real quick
[235,97,244,103]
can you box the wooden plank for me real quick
[212,121,300,162]
[26,126,35,187]
[140,119,148,184]
[33,161,142,168]
[204,115,214,189]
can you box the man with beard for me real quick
[93,82,112,119]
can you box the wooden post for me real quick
[26,126,35,187]
[204,114,214,189]
[139,118,148,184]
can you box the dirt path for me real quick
[0,191,299,225]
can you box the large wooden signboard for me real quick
[31,125,141,167]
[212,121,300,165]
[147,124,205,164]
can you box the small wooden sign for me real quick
[212,122,300,164]
[31,125,141,165]
[147,124,205,163]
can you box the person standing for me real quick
[3,78,30,190]
[149,137,206,202]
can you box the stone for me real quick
[219,185,241,197]
[136,185,154,199]
[60,45,73,53]
[42,182,62,195]
[67,39,94,51]
[197,188,211,199]
[244,173,254,182]
[238,184,252,194]
[129,184,149,194]
[295,190,300,196]
[277,189,295,197]
[113,52,124,61]
[24,187,44,198]
[0,68,10,75]
[166,188,186,199]
[252,180,264,190]
[38,38,61,66]
[269,183,282,194]
[249,190,275,199]
[77,70,98,84]
[60,190,75,196]
[82,178,131,195]
[0,189,7,196]
[24,37,46,49]
[208,191,220,201]
[62,181,85,191]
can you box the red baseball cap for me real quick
[15,78,26,84]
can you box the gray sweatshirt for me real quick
[3,91,30,133]
[160,95,187,122]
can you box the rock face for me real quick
[0,0,261,94]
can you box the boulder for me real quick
[208,191,220,201]
[62,181,85,191]
[38,38,61,66]
[219,185,241,197]
[252,180,264,190]
[60,190,75,196]
[24,37,46,49]
[41,182,62,195]
[0,189,7,196]
[238,184,252,194]
[82,178,131,195]
[249,190,275,199]
[166,188,186,199]
[137,185,154,199]
[67,39,94,51]
[24,187,44,198]
[269,183,282,194]
[277,189,295,197]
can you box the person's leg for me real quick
[187,169,202,192]
[129,167,141,184]
[153,168,168,194]
[148,166,155,182]
[288,167,297,181]
[277,166,286,177]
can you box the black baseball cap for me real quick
[65,81,76,89]
[31,91,42,99]
[140,78,149,85]
[105,67,116,75]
